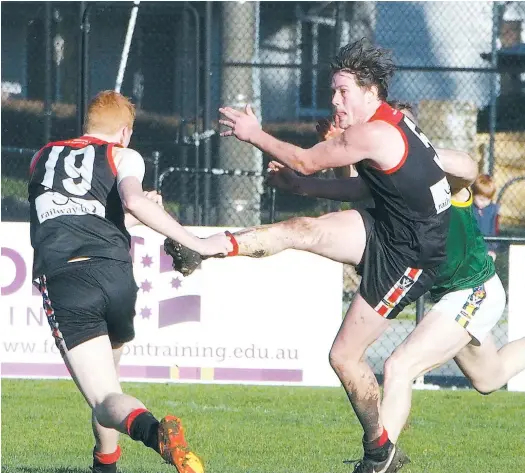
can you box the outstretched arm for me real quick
[219,105,389,175]
[267,161,372,202]
[290,176,372,202]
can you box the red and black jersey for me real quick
[28,136,131,279]
[354,103,451,268]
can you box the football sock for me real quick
[225,231,239,256]
[126,409,160,453]
[92,445,121,473]
[363,429,393,462]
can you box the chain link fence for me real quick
[2,1,525,385]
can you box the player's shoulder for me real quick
[114,147,143,159]
[356,120,405,157]
[358,120,401,142]
[113,147,144,166]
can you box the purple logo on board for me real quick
[131,236,202,328]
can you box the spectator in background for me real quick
[472,174,500,260]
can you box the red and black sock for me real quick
[92,445,121,473]
[126,408,160,453]
[363,429,393,462]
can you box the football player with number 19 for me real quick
[28,90,232,473]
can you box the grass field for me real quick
[1,379,524,473]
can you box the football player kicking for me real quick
[166,102,525,471]
[268,104,525,459]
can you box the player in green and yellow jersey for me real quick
[430,187,496,304]
[266,102,525,461]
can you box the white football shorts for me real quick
[432,274,506,345]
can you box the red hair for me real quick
[472,174,496,199]
[84,90,135,134]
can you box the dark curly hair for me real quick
[331,38,395,101]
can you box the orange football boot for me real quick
[158,416,204,473]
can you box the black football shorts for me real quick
[356,209,438,319]
[36,258,138,351]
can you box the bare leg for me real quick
[232,210,367,264]
[329,294,390,441]
[171,210,367,277]
[62,335,146,433]
[381,308,471,443]
[64,335,204,472]
[455,335,525,394]
[92,343,126,454]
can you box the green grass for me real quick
[2,379,524,472]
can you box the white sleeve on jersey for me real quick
[115,148,145,186]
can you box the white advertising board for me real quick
[1,223,342,387]
[508,244,525,392]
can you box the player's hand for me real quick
[316,116,344,142]
[219,104,261,142]
[266,161,303,194]
[198,232,233,257]
[143,190,163,208]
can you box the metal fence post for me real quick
[415,294,425,325]
[78,2,90,135]
[44,2,52,144]
[152,151,160,192]
[487,1,502,176]
[269,187,276,224]
[203,1,213,226]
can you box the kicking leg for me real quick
[168,210,368,276]
[381,307,471,443]
[230,209,367,263]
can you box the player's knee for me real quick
[282,217,322,248]
[472,384,495,396]
[92,392,126,419]
[328,350,346,375]
[282,216,312,230]
[89,390,123,412]
[384,351,416,383]
[328,344,360,374]
[470,379,497,395]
